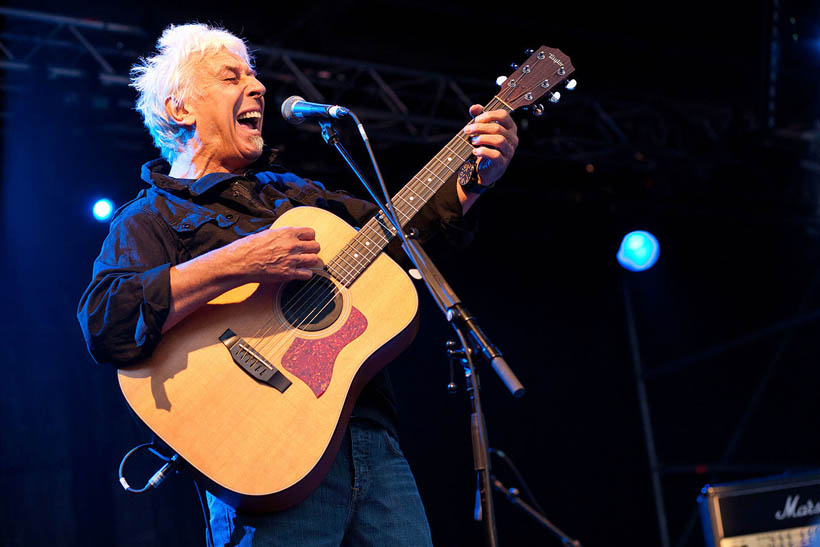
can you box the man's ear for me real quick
[164,96,195,127]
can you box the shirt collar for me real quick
[140,148,281,196]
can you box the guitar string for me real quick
[241,97,512,362]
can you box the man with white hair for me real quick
[78,23,519,546]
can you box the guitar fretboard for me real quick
[326,98,511,287]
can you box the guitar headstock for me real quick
[496,46,576,112]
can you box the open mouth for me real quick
[237,111,262,132]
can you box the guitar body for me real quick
[118,206,419,511]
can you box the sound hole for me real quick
[280,275,343,332]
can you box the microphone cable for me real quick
[118,441,215,546]
[118,441,178,493]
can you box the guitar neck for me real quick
[326,97,512,287]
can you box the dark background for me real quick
[3,1,820,546]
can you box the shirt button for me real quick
[182,222,192,229]
[226,214,234,219]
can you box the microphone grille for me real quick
[281,95,305,125]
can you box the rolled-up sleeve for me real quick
[77,209,175,366]
[408,172,478,250]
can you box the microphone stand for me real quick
[314,116,526,547]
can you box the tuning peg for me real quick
[510,63,519,70]
[565,79,577,91]
[496,75,508,86]
[549,92,561,104]
[532,104,545,116]
[524,48,534,56]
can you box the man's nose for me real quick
[248,75,266,97]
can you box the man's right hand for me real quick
[163,226,321,333]
[227,226,321,283]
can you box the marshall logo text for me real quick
[775,495,820,520]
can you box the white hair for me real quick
[130,23,254,163]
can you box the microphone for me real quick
[281,95,350,125]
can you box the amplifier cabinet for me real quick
[699,471,820,547]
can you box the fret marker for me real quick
[447,157,452,161]
[409,196,414,200]
[365,241,370,246]
[354,253,359,258]
[427,177,432,182]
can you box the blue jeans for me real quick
[206,418,433,546]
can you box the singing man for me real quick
[78,22,518,546]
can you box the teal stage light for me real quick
[617,230,659,271]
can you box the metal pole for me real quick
[623,278,671,547]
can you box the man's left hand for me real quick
[464,104,519,188]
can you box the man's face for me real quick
[186,48,266,172]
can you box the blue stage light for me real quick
[617,230,660,271]
[92,199,114,221]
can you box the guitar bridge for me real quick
[219,329,292,393]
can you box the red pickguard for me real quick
[280,306,368,397]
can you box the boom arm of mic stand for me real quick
[402,237,525,398]
[491,476,583,547]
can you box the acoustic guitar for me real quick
[118,46,575,512]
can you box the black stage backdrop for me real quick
[3,1,820,546]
